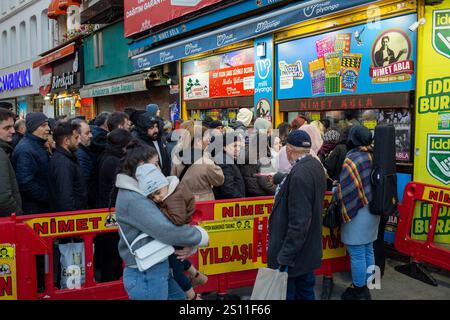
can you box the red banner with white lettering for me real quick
[209,64,255,98]
[124,0,224,38]
[369,60,415,78]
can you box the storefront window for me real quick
[183,47,255,122]
[287,108,412,162]
[55,96,78,118]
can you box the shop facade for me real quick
[34,41,86,119]
[0,61,44,117]
[82,20,179,121]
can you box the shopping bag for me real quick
[59,242,85,289]
[250,267,288,300]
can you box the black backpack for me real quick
[370,125,398,216]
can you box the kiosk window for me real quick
[287,108,412,162]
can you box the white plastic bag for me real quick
[59,242,85,290]
[250,267,288,300]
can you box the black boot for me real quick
[320,276,334,300]
[341,284,372,300]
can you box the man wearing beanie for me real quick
[12,112,51,214]
[267,130,326,300]
[135,111,171,176]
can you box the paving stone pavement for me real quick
[203,257,450,300]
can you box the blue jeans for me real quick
[286,272,316,300]
[346,242,375,287]
[123,259,186,300]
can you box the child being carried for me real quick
[136,163,208,300]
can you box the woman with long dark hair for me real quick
[115,141,209,300]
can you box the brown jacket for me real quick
[171,154,224,202]
[159,179,195,226]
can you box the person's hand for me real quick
[175,247,198,261]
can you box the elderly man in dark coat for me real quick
[12,112,51,214]
[267,130,327,300]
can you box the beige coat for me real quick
[171,155,224,202]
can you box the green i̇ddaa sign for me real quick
[427,134,450,184]
[433,9,450,59]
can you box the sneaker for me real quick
[341,284,372,300]
[190,271,208,287]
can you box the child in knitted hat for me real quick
[135,163,208,300]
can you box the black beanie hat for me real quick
[26,112,48,133]
[136,111,158,133]
[348,125,373,147]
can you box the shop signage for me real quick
[414,1,450,194]
[433,9,450,59]
[124,0,224,38]
[0,69,32,93]
[132,0,380,71]
[32,43,76,68]
[129,0,287,55]
[52,72,76,90]
[412,199,450,245]
[80,79,147,98]
[185,96,253,110]
[427,134,450,184]
[39,65,53,97]
[276,14,417,100]
[254,35,274,119]
[279,91,411,112]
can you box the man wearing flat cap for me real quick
[12,112,51,214]
[267,130,327,300]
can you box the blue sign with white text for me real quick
[276,14,417,100]
[132,0,380,72]
[254,35,274,120]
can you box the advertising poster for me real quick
[183,48,255,101]
[413,0,450,245]
[0,244,17,300]
[276,14,417,100]
[197,197,347,275]
[125,0,224,37]
[378,109,411,162]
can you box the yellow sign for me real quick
[214,199,273,220]
[25,212,118,237]
[411,201,450,244]
[199,196,346,275]
[414,0,450,187]
[0,244,17,300]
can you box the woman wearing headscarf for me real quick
[333,125,379,300]
[318,129,341,163]
[276,124,323,174]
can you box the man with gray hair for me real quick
[12,119,26,149]
[267,130,326,300]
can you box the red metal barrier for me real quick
[394,182,450,285]
[0,194,349,300]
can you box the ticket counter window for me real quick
[190,108,239,126]
[286,108,412,162]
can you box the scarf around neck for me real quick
[335,146,373,223]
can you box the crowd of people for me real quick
[0,103,383,300]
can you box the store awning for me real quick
[48,0,67,20]
[80,74,147,98]
[131,0,381,72]
[59,0,81,10]
[33,43,76,68]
